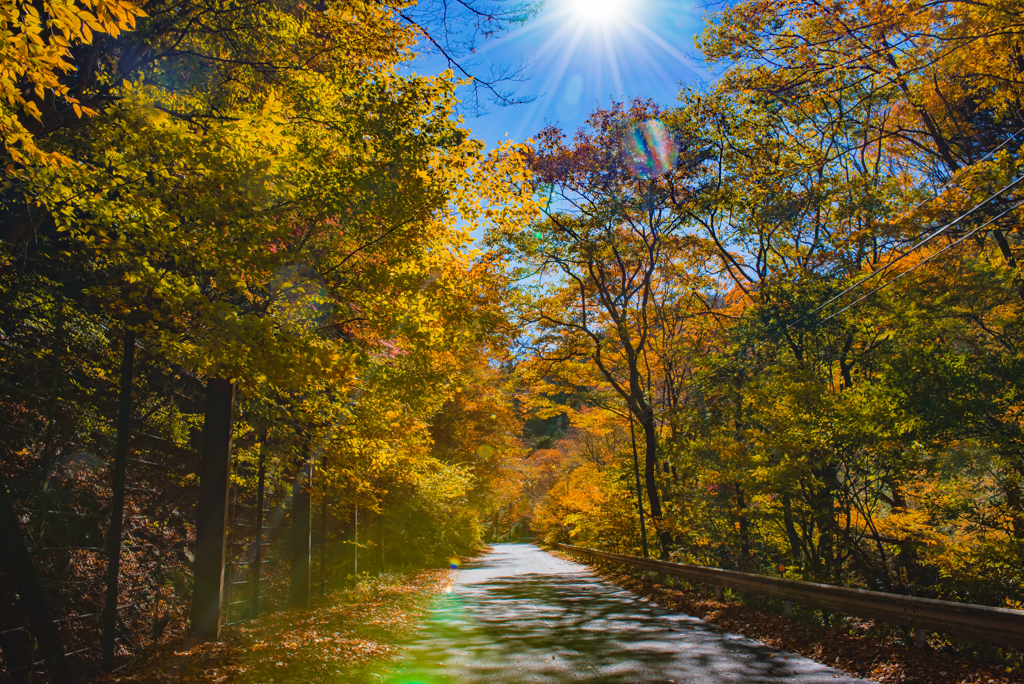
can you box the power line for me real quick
[853,126,1024,249]
[813,199,1024,329]
[789,173,1024,334]
[679,173,1024,398]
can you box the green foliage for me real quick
[504,0,1024,623]
[0,0,536,654]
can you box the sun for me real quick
[569,0,626,24]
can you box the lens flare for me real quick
[619,119,679,179]
[449,556,461,569]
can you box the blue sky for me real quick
[412,0,714,150]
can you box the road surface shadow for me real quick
[380,545,865,684]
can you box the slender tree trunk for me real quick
[736,483,750,571]
[782,493,805,565]
[102,327,134,670]
[339,505,355,583]
[290,446,312,610]
[813,469,837,582]
[628,412,650,558]
[190,378,236,641]
[377,510,385,574]
[0,473,75,683]
[251,433,266,619]
[320,457,328,597]
[221,489,237,618]
[40,294,64,474]
[639,405,671,558]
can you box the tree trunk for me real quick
[736,483,750,571]
[0,575,35,683]
[190,378,236,641]
[1004,480,1024,540]
[251,434,266,619]
[639,405,672,559]
[628,412,650,559]
[320,460,328,598]
[353,504,359,579]
[0,473,75,683]
[102,327,134,670]
[782,493,805,564]
[377,509,385,574]
[338,505,356,583]
[990,229,1024,301]
[289,446,312,610]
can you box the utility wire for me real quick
[857,125,1024,249]
[679,172,1024,398]
[782,173,1024,336]
[685,198,1021,400]
[813,199,1024,329]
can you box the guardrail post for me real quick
[715,585,723,602]
[914,627,927,648]
[784,600,793,617]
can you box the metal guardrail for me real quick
[552,543,1024,650]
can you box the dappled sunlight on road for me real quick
[378,544,868,683]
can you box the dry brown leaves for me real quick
[90,569,453,684]
[554,551,1022,684]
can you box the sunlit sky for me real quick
[413,0,713,150]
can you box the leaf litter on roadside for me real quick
[549,550,1022,684]
[91,569,453,684]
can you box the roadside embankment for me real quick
[548,548,1023,684]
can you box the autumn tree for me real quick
[487,100,716,558]
[0,0,539,665]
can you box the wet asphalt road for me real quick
[383,543,870,683]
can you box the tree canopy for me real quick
[3,0,1024,675]
[498,0,1024,623]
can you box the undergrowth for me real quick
[90,569,453,684]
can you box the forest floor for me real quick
[547,550,1023,684]
[89,569,453,684]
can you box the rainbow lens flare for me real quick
[449,556,461,570]
[619,119,679,179]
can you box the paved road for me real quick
[383,543,871,684]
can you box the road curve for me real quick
[383,543,870,683]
